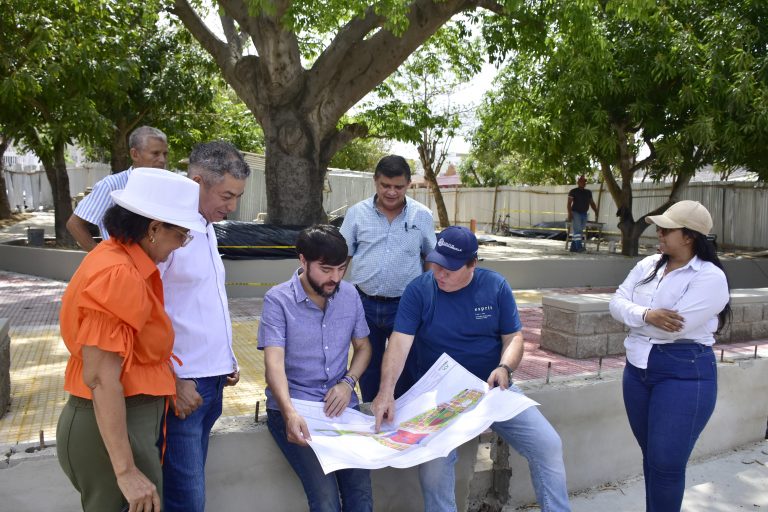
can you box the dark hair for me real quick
[188,140,251,186]
[637,227,731,331]
[374,155,411,182]
[295,225,348,266]
[103,204,154,244]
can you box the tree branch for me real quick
[471,0,506,15]
[320,123,369,165]
[220,12,245,57]
[171,0,237,74]
[309,8,384,91]
[307,0,475,125]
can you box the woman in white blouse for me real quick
[609,200,731,512]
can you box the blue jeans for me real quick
[357,294,418,402]
[570,211,587,251]
[267,408,373,512]
[418,387,571,512]
[162,375,227,512]
[623,343,717,512]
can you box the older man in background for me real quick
[66,125,169,250]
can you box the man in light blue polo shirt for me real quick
[259,225,373,512]
[66,126,168,250]
[340,155,436,402]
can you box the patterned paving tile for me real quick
[2,271,766,447]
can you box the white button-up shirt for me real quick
[609,254,729,369]
[159,217,237,378]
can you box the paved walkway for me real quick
[2,268,766,448]
[1,213,766,510]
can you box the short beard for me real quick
[307,268,340,298]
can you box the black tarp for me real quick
[214,221,305,259]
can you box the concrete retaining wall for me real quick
[504,357,768,507]
[541,288,768,358]
[3,241,767,297]
[2,358,765,511]
[0,319,9,419]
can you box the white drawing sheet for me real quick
[294,353,538,474]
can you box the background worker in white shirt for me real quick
[66,126,169,250]
[609,200,731,512]
[158,140,251,512]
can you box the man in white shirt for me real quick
[66,126,169,250]
[158,140,250,512]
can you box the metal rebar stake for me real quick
[720,349,724,362]
[254,401,260,423]
[39,430,45,450]
[546,362,552,384]
[597,357,603,379]
[755,345,759,359]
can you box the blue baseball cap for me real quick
[425,226,479,271]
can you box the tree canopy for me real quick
[357,23,483,226]
[472,0,768,254]
[172,0,510,225]
[0,0,265,234]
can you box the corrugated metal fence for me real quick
[231,156,767,250]
[13,152,763,250]
[408,182,768,250]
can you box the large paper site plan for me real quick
[293,353,538,474]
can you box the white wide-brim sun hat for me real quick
[110,167,206,233]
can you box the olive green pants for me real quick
[56,394,165,512]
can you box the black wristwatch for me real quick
[497,363,514,378]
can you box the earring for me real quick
[150,236,156,244]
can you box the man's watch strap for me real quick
[497,364,514,375]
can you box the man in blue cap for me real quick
[372,226,571,512]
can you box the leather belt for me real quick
[355,285,400,303]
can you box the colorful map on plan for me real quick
[292,353,538,473]
[317,388,484,451]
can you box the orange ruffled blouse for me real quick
[60,238,176,399]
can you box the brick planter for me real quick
[541,288,768,359]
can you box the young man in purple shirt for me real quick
[258,225,373,512]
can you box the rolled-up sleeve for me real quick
[610,258,653,328]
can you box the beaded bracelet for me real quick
[338,375,356,391]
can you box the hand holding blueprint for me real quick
[292,353,538,474]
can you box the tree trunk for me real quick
[423,166,450,228]
[417,141,450,228]
[0,136,11,219]
[40,138,76,246]
[262,112,327,225]
[110,121,131,173]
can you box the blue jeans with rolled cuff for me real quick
[623,343,717,512]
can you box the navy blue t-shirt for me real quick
[394,268,523,381]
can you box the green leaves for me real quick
[472,0,768,183]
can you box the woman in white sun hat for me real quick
[57,168,206,512]
[609,200,731,511]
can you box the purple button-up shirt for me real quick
[258,269,369,410]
